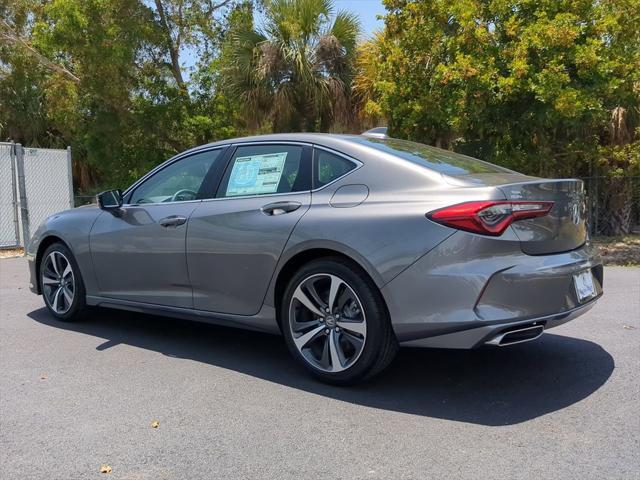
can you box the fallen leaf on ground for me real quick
[151,420,160,428]
[100,464,112,474]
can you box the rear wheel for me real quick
[40,242,87,322]
[281,257,397,385]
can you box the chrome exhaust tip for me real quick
[486,325,544,347]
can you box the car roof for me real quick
[184,133,519,180]
[186,133,365,154]
[205,132,358,144]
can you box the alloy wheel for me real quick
[42,251,75,315]
[289,273,367,373]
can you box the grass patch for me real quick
[593,235,640,266]
[0,248,24,259]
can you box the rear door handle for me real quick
[159,215,187,227]
[261,201,302,216]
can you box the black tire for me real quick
[281,256,398,385]
[39,242,87,322]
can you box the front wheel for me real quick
[40,242,87,322]
[281,257,397,385]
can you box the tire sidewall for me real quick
[281,258,389,384]
[40,243,86,321]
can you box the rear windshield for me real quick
[352,137,513,176]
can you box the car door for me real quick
[187,142,312,315]
[90,147,226,308]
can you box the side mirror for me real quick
[97,189,123,210]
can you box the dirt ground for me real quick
[0,248,24,259]
[593,235,640,266]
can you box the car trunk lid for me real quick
[496,179,587,255]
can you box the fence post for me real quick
[66,146,74,209]
[9,142,20,247]
[14,144,29,245]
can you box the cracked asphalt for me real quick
[1,257,638,479]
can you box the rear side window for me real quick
[217,144,311,198]
[314,149,357,188]
[351,137,513,176]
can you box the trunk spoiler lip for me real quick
[496,178,585,202]
[442,172,584,189]
[495,178,584,187]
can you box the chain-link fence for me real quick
[580,176,640,236]
[0,142,73,249]
[21,146,74,240]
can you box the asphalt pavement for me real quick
[1,257,638,479]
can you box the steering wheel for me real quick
[170,189,198,202]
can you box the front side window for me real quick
[314,149,357,188]
[130,149,221,204]
[218,144,310,198]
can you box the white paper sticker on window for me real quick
[226,152,288,197]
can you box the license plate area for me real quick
[573,270,597,303]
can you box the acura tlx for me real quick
[27,133,603,384]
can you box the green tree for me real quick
[153,0,237,90]
[0,0,66,146]
[353,32,386,130]
[1,0,243,191]
[222,0,360,132]
[374,0,640,233]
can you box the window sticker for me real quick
[226,152,288,196]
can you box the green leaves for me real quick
[221,0,360,132]
[2,0,637,229]
[371,0,640,233]
[0,0,242,192]
[374,0,639,177]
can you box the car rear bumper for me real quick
[381,231,603,348]
[400,296,600,349]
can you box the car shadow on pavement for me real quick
[28,307,614,426]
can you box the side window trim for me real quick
[122,145,228,205]
[312,145,363,191]
[213,142,313,200]
[212,144,238,199]
[197,146,234,200]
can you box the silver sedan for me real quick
[27,133,603,384]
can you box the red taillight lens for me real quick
[427,201,554,236]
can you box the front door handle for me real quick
[261,201,302,216]
[159,215,187,228]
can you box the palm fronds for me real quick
[222,0,360,132]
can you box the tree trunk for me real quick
[597,107,636,235]
[154,0,185,90]
[72,160,99,193]
[0,19,80,83]
[598,177,633,235]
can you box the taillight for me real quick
[426,201,554,236]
